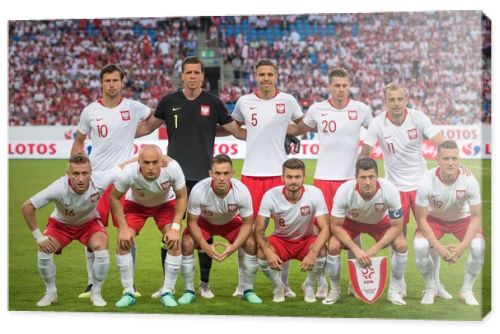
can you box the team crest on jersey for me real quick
[200,105,211,116]
[161,181,171,190]
[375,203,385,212]
[350,209,359,217]
[300,205,311,216]
[456,189,466,200]
[90,193,100,203]
[228,204,238,212]
[276,103,286,114]
[348,110,358,120]
[407,128,418,140]
[120,110,131,121]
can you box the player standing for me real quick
[231,58,304,297]
[290,67,373,298]
[359,83,445,299]
[136,56,245,299]
[414,140,484,305]
[71,64,151,298]
[255,159,330,303]
[110,145,188,308]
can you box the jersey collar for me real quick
[282,185,305,203]
[254,90,279,100]
[210,179,233,197]
[97,97,123,108]
[436,167,461,184]
[328,98,350,110]
[385,108,408,126]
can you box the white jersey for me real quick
[415,167,481,222]
[187,177,253,225]
[259,185,328,239]
[303,99,372,180]
[77,98,150,171]
[363,108,440,191]
[232,91,303,176]
[332,178,402,225]
[114,160,186,207]
[30,168,120,226]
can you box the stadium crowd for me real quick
[8,12,490,126]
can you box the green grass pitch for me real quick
[8,159,491,320]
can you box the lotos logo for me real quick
[462,143,480,156]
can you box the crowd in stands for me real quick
[8,12,490,126]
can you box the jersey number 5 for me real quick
[251,113,258,126]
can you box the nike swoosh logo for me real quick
[250,107,257,110]
[173,107,181,111]
[321,113,328,116]
[96,118,104,121]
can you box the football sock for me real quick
[257,258,283,289]
[85,247,94,285]
[198,238,213,283]
[414,238,435,289]
[325,254,341,289]
[241,252,259,291]
[462,238,485,291]
[163,253,182,292]
[38,251,56,293]
[304,256,326,286]
[92,250,109,294]
[116,252,134,294]
[390,250,408,288]
[181,254,196,291]
[280,261,291,286]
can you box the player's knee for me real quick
[181,235,195,255]
[392,236,407,253]
[318,245,327,257]
[256,247,266,260]
[242,235,257,255]
[327,237,341,255]
[469,237,485,262]
[413,237,430,263]
[88,232,108,251]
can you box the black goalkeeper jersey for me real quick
[154,90,233,181]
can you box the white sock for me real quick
[237,248,245,289]
[318,266,328,287]
[280,261,291,286]
[304,257,326,286]
[257,258,283,289]
[462,238,485,291]
[38,251,56,293]
[390,251,408,289]
[429,248,442,287]
[325,254,340,290]
[414,238,436,289]
[85,247,94,285]
[163,253,182,293]
[92,250,109,294]
[181,255,195,292]
[241,252,259,291]
[116,253,134,294]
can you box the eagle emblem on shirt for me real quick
[276,103,286,114]
[300,205,311,216]
[161,181,171,190]
[200,105,211,116]
[375,203,385,212]
[90,193,100,203]
[120,110,131,121]
[456,189,466,200]
[348,110,358,120]
[228,204,238,212]
[407,128,418,140]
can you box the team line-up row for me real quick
[21,57,483,308]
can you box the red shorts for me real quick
[184,216,242,244]
[44,217,107,251]
[342,216,391,243]
[268,235,317,262]
[313,179,348,213]
[241,175,282,217]
[426,215,483,241]
[400,190,416,225]
[97,183,125,227]
[124,199,176,234]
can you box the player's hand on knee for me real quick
[118,227,135,250]
[38,237,57,254]
[163,228,180,251]
[267,252,283,271]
